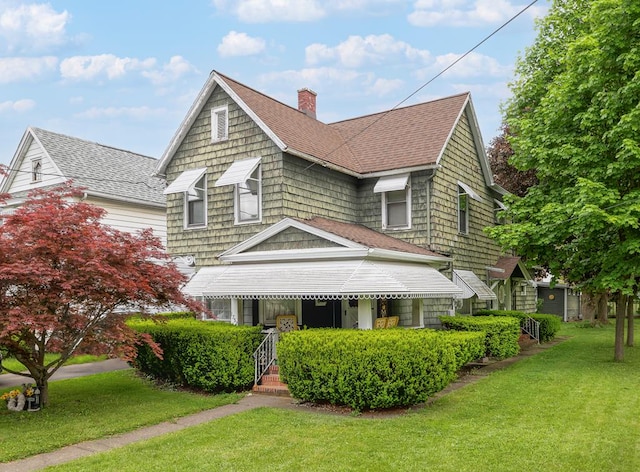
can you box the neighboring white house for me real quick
[0,127,167,246]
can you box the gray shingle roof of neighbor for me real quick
[30,127,165,206]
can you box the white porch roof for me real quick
[452,269,497,300]
[184,260,464,300]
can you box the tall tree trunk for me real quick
[597,292,609,324]
[581,292,596,323]
[628,296,635,347]
[614,293,626,361]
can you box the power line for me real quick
[304,0,541,171]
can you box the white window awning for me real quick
[453,270,497,300]
[183,260,464,300]
[373,173,410,193]
[163,168,206,195]
[214,157,261,187]
[457,181,484,203]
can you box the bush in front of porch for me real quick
[128,317,263,393]
[474,309,562,342]
[276,329,485,411]
[439,315,521,359]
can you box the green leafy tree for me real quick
[488,0,640,360]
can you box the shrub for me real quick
[128,318,263,393]
[439,315,521,360]
[277,329,483,411]
[475,309,561,342]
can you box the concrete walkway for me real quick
[0,339,563,471]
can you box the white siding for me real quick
[88,197,167,247]
[7,139,66,193]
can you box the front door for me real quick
[302,299,342,328]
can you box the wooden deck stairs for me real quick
[252,364,290,396]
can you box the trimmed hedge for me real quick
[439,315,521,360]
[277,328,485,411]
[475,309,561,342]
[128,318,263,393]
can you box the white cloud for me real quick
[0,56,58,83]
[0,2,70,52]
[75,106,164,120]
[0,99,36,113]
[213,0,326,22]
[213,0,406,22]
[60,54,156,81]
[408,0,546,27]
[260,67,364,89]
[367,77,404,96]
[141,56,197,85]
[217,31,266,57]
[306,34,430,68]
[414,52,512,81]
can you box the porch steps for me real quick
[252,364,290,397]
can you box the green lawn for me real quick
[0,370,242,462]
[0,325,640,472]
[43,324,640,472]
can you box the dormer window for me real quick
[211,105,228,142]
[31,159,42,182]
[374,173,411,230]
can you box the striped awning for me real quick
[184,260,463,300]
[373,173,410,193]
[452,269,497,300]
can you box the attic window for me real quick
[211,105,228,142]
[31,159,42,182]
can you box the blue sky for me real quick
[0,0,548,166]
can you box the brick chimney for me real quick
[297,88,317,119]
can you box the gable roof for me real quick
[155,70,499,188]
[1,127,165,207]
[218,216,449,264]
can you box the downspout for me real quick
[426,170,435,247]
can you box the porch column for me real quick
[357,298,373,330]
[230,297,239,325]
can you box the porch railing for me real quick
[522,316,540,344]
[253,328,278,386]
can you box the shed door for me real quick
[539,287,564,318]
[302,300,342,328]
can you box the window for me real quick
[383,188,411,229]
[214,157,262,225]
[31,159,42,182]
[235,165,261,223]
[494,199,507,225]
[163,168,208,229]
[374,173,411,230]
[203,298,232,322]
[186,175,207,227]
[458,185,469,234]
[211,105,228,142]
[261,299,298,326]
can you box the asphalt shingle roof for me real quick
[31,127,165,206]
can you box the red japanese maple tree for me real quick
[0,184,202,406]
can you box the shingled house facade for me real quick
[154,71,535,329]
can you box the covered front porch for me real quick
[184,258,464,330]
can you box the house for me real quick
[535,279,582,321]
[0,127,167,247]
[154,70,536,329]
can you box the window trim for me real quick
[31,159,42,183]
[458,185,469,235]
[211,105,228,142]
[184,174,207,229]
[234,164,262,225]
[382,186,411,230]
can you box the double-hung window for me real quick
[457,181,484,235]
[215,156,262,225]
[163,168,208,229]
[374,173,411,230]
[211,105,228,142]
